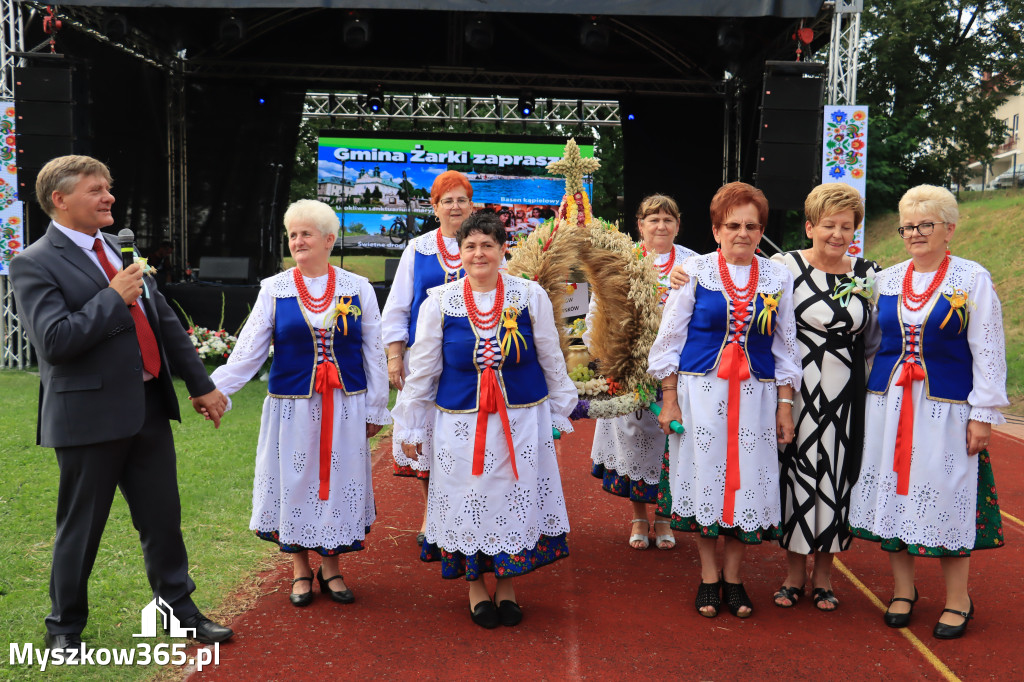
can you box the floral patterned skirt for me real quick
[591,463,659,504]
[850,450,1004,557]
[255,527,370,557]
[420,532,569,581]
[654,451,776,544]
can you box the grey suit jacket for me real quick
[9,224,215,448]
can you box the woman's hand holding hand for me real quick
[401,442,422,462]
[966,419,992,456]
[669,266,690,289]
[366,423,383,438]
[776,403,795,444]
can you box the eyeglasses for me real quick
[439,197,471,208]
[897,221,944,238]
[718,222,762,232]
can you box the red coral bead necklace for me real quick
[643,244,676,276]
[902,252,950,312]
[717,248,758,307]
[293,266,336,314]
[463,275,504,330]
[436,228,462,271]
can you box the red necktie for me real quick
[93,238,162,378]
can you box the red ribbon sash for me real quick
[313,360,343,500]
[716,342,749,525]
[892,361,926,496]
[473,367,518,480]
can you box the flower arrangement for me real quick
[173,293,241,365]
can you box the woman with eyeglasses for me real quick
[766,183,879,612]
[648,182,800,619]
[849,185,1007,639]
[381,171,477,546]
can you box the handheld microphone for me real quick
[117,228,135,271]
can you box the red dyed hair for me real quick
[430,170,473,205]
[709,182,769,229]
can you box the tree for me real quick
[289,119,319,204]
[859,1,1024,210]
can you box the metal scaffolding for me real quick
[1,0,30,369]
[304,93,622,128]
[826,0,862,105]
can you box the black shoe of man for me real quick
[175,613,234,644]
[44,632,85,652]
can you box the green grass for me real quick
[863,188,1024,412]
[281,255,388,282]
[0,371,276,680]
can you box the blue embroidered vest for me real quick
[677,282,776,381]
[435,310,548,412]
[268,295,368,397]
[409,248,462,348]
[867,293,972,402]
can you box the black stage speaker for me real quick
[755,61,825,210]
[384,257,401,286]
[198,256,253,284]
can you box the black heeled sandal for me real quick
[317,567,355,604]
[933,598,973,639]
[884,586,918,628]
[695,580,721,618]
[289,576,314,607]
[723,581,753,618]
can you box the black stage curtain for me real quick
[185,80,304,280]
[620,96,726,256]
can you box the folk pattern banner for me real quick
[0,102,23,272]
[822,105,868,257]
[0,202,24,275]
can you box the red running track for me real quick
[185,421,1024,680]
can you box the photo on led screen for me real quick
[317,131,595,254]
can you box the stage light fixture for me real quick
[517,93,536,117]
[579,17,610,52]
[626,113,635,121]
[102,13,129,41]
[343,14,371,49]
[366,85,385,113]
[464,14,494,50]
[219,16,246,43]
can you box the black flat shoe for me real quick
[494,598,523,627]
[317,567,355,604]
[933,598,974,640]
[470,599,500,629]
[884,587,918,628]
[177,613,234,644]
[44,632,84,652]
[290,576,314,607]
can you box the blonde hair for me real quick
[283,199,340,238]
[898,184,959,225]
[636,194,680,222]
[35,155,113,218]
[804,183,863,227]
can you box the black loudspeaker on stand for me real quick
[754,61,825,211]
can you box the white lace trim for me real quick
[366,408,393,426]
[686,252,788,293]
[264,266,364,299]
[969,406,1006,425]
[394,427,430,445]
[552,416,575,435]
[429,273,532,317]
[875,256,985,296]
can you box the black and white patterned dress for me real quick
[772,251,878,554]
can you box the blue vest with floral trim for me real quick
[677,282,776,381]
[435,312,548,412]
[268,295,367,397]
[867,293,972,401]
[409,248,463,348]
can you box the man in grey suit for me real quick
[9,155,234,651]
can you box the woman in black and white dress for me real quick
[770,183,878,611]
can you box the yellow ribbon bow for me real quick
[756,290,782,335]
[500,306,527,362]
[328,296,362,335]
[939,288,970,333]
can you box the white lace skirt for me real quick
[425,401,570,556]
[591,411,664,485]
[250,391,376,550]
